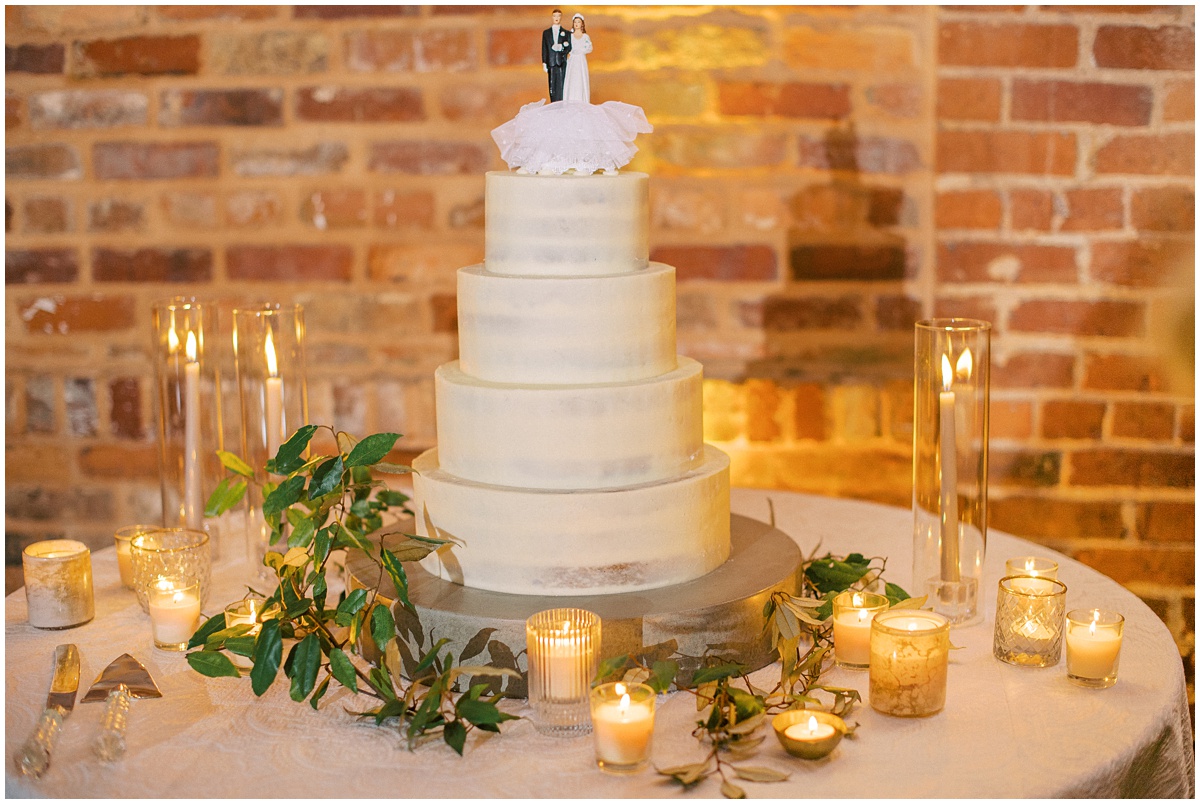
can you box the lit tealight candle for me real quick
[1005,556,1059,580]
[224,595,267,669]
[832,591,888,670]
[590,682,656,773]
[148,577,201,651]
[785,715,836,742]
[1066,609,1124,689]
[773,710,846,759]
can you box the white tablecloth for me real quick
[6,489,1194,798]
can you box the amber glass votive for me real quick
[23,540,94,629]
[1065,609,1124,689]
[869,609,950,717]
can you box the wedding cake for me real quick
[411,102,731,596]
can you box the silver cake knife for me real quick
[13,644,80,779]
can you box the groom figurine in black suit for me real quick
[542,8,572,102]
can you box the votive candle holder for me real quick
[1005,556,1059,580]
[526,608,600,736]
[993,576,1068,668]
[832,591,889,670]
[22,540,94,629]
[589,682,655,773]
[869,609,950,717]
[114,525,156,589]
[130,527,211,613]
[1065,609,1124,689]
[224,594,267,668]
[148,577,202,651]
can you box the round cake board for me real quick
[346,513,801,697]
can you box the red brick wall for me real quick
[5,7,1193,673]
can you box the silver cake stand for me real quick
[346,513,802,697]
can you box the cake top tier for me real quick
[484,170,649,276]
[491,100,652,175]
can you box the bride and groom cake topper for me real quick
[493,8,650,175]
[542,8,592,104]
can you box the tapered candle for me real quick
[264,327,283,462]
[183,331,202,528]
[939,353,959,582]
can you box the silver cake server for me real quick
[82,653,162,762]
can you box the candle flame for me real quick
[908,622,918,632]
[172,590,185,604]
[941,353,953,391]
[1089,619,1097,636]
[852,592,863,607]
[185,331,198,363]
[956,347,973,381]
[265,328,279,377]
[858,608,869,623]
[1022,620,1038,636]
[807,715,819,734]
[1024,558,1036,572]
[168,326,180,354]
[614,682,626,696]
[619,693,630,715]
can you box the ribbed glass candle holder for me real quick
[526,608,601,736]
[913,318,990,627]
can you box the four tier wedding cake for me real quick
[412,101,731,597]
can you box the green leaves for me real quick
[186,650,240,678]
[271,424,318,475]
[330,648,358,694]
[442,720,467,755]
[188,612,229,650]
[205,477,247,518]
[335,588,369,627]
[262,475,305,517]
[805,553,871,595]
[216,450,254,478]
[250,619,283,696]
[691,662,747,685]
[380,548,412,610]
[288,633,321,702]
[345,432,400,468]
[371,604,396,652]
[307,455,344,500]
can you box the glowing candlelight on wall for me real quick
[264,327,283,462]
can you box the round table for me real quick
[6,489,1194,798]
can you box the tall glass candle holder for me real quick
[869,609,950,717]
[22,540,94,629]
[233,304,309,578]
[913,318,990,626]
[152,298,224,555]
[993,576,1067,668]
[526,608,601,737]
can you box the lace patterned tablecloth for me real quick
[6,489,1194,798]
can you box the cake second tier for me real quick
[435,357,704,491]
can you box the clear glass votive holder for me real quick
[130,528,211,613]
[832,591,889,670]
[1066,609,1124,689]
[993,576,1068,668]
[869,609,950,717]
[115,525,155,589]
[589,682,655,773]
[1005,556,1059,580]
[526,608,601,737]
[224,594,267,669]
[148,576,202,651]
[22,540,94,629]
[912,318,991,627]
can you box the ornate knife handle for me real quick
[94,685,131,762]
[13,706,65,778]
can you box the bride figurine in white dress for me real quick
[562,13,591,103]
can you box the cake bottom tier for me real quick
[412,445,731,596]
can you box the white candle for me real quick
[183,331,202,529]
[264,327,283,461]
[784,715,836,742]
[939,353,959,582]
[832,590,887,668]
[1006,556,1059,580]
[869,609,951,717]
[1066,610,1123,680]
[591,684,655,767]
[116,541,134,588]
[545,627,585,700]
[148,579,201,648]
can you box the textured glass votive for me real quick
[115,525,155,589]
[913,319,991,627]
[526,608,600,736]
[869,609,950,717]
[1066,609,1124,689]
[993,576,1067,668]
[832,591,889,670]
[590,682,655,773]
[148,577,201,651]
[130,528,211,613]
[22,540,94,629]
[1005,556,1059,580]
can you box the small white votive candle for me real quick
[832,591,889,670]
[1066,609,1124,689]
[589,682,655,773]
[1005,556,1059,580]
[114,525,154,589]
[148,577,201,650]
[223,595,266,668]
[23,540,94,629]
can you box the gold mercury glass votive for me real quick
[22,540,95,630]
[993,576,1068,668]
[148,576,202,651]
[869,609,951,717]
[589,682,656,773]
[832,591,889,670]
[1065,609,1124,689]
[1005,556,1059,580]
[526,608,600,737]
[772,710,847,759]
